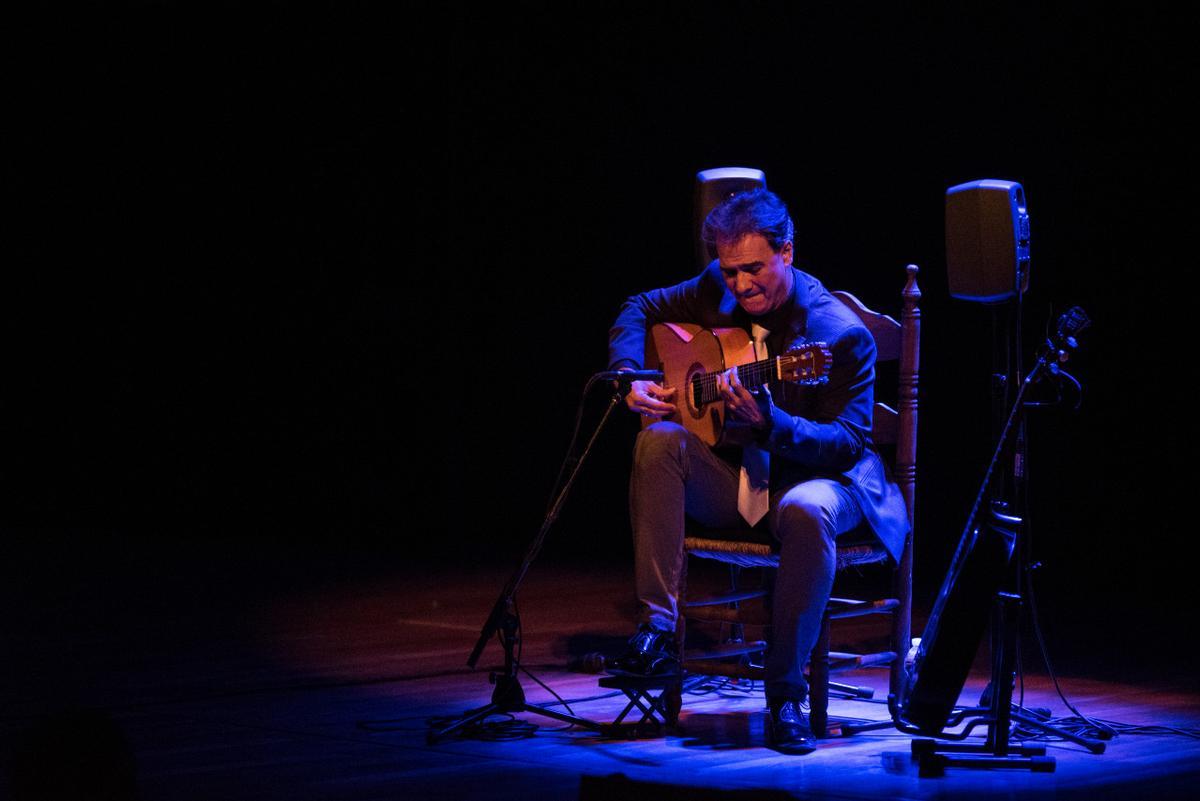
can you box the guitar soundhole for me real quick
[686,363,706,419]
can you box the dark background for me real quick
[6,3,1193,681]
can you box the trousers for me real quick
[630,421,865,701]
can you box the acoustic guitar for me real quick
[644,322,832,446]
[896,507,1018,735]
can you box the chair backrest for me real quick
[832,269,919,527]
[835,269,920,638]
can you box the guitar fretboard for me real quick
[691,358,777,406]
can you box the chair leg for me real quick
[809,612,832,738]
[675,550,689,665]
[890,569,911,700]
[727,564,744,644]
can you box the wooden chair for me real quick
[679,264,920,738]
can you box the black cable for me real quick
[545,374,610,514]
[1037,717,1200,740]
[537,688,628,707]
[1016,364,1031,717]
[514,596,522,667]
[1011,711,1200,743]
[361,711,534,740]
[1023,557,1118,740]
[510,584,582,725]
[683,674,757,698]
[517,662,581,722]
[1025,305,1083,409]
[423,711,539,741]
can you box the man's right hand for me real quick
[625,380,677,419]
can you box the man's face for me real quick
[717,233,794,316]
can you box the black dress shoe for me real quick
[766,698,816,755]
[606,625,679,676]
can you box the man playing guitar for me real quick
[606,188,909,755]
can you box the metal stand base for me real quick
[903,593,1104,775]
[427,675,605,744]
[430,392,626,744]
[428,608,603,744]
[912,737,1055,776]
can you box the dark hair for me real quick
[701,187,794,256]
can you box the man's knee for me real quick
[773,490,839,549]
[633,421,689,467]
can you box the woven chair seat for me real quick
[684,535,891,569]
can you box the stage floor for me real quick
[3,536,1198,800]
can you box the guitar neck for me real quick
[693,358,777,405]
[734,358,777,388]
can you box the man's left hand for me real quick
[717,367,767,429]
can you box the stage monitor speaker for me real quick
[695,167,766,269]
[946,179,1031,303]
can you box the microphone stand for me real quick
[428,375,642,744]
[897,306,1104,775]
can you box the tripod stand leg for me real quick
[427,703,503,745]
[519,702,606,731]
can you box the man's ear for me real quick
[780,241,794,266]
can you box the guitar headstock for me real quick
[779,341,833,385]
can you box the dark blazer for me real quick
[608,262,910,563]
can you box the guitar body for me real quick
[642,322,832,447]
[897,510,1017,735]
[644,324,757,446]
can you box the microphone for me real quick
[1053,306,1090,349]
[1044,306,1089,364]
[593,369,665,382]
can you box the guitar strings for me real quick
[693,359,778,403]
[690,351,819,404]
